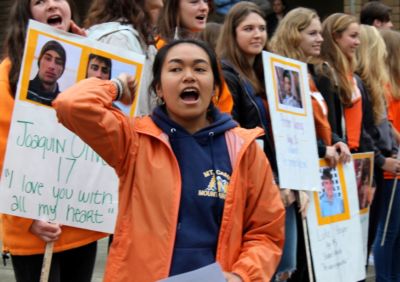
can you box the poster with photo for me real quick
[353,153,374,213]
[353,152,374,266]
[262,51,319,191]
[0,20,145,233]
[307,159,365,282]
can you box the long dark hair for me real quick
[216,2,267,94]
[84,0,154,45]
[2,0,77,97]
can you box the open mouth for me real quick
[195,15,206,21]
[180,88,200,103]
[47,15,62,26]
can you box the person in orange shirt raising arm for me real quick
[53,39,285,282]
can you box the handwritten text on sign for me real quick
[0,21,145,233]
[2,116,118,233]
[262,52,320,191]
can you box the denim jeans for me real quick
[273,203,297,282]
[373,179,400,282]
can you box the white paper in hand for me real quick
[157,263,226,282]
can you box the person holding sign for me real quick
[371,29,400,281]
[216,4,307,281]
[315,14,381,164]
[216,4,299,281]
[270,7,351,168]
[0,1,106,282]
[316,15,400,274]
[355,25,400,271]
[53,39,285,282]
[269,7,350,281]
[27,40,66,106]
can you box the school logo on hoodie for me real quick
[198,169,230,199]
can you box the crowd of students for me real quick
[0,0,400,281]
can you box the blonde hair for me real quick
[318,13,358,106]
[270,7,319,62]
[380,29,400,100]
[356,25,388,124]
[216,2,267,94]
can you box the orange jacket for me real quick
[0,59,106,255]
[54,78,285,282]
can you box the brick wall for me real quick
[344,0,400,29]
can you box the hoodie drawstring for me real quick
[208,132,223,226]
[169,128,183,231]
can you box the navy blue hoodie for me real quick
[151,105,237,276]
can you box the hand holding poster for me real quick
[0,20,145,233]
[262,51,319,191]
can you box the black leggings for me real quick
[11,241,97,282]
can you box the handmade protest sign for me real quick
[353,152,374,265]
[307,159,365,282]
[262,51,319,191]
[0,20,145,233]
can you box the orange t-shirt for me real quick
[155,37,166,50]
[386,85,400,132]
[344,77,363,150]
[384,83,400,179]
[309,75,332,146]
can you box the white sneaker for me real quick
[368,253,374,266]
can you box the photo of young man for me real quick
[281,70,301,108]
[320,168,344,217]
[86,54,112,80]
[27,40,66,106]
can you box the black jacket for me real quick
[27,75,60,106]
[308,64,344,157]
[221,60,279,181]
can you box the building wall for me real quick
[287,0,344,20]
[281,0,399,29]
[384,0,400,29]
[344,0,400,29]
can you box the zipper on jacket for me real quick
[215,129,264,264]
[140,129,182,276]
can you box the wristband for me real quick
[111,78,123,101]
